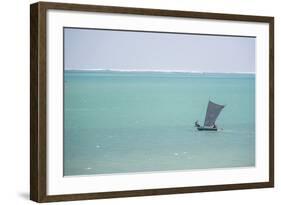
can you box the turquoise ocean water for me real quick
[63,70,255,176]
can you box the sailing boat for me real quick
[195,100,225,131]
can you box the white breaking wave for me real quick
[65,68,255,74]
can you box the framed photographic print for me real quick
[30,1,274,202]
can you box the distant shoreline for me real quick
[65,69,255,75]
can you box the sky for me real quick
[64,28,256,73]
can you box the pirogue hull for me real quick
[197,126,218,131]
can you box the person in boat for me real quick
[213,124,217,129]
[195,120,200,127]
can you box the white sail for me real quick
[203,100,224,127]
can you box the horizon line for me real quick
[65,68,255,74]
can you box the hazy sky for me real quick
[64,28,255,73]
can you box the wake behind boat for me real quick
[195,100,225,131]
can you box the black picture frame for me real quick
[30,1,274,202]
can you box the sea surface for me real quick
[63,70,255,176]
